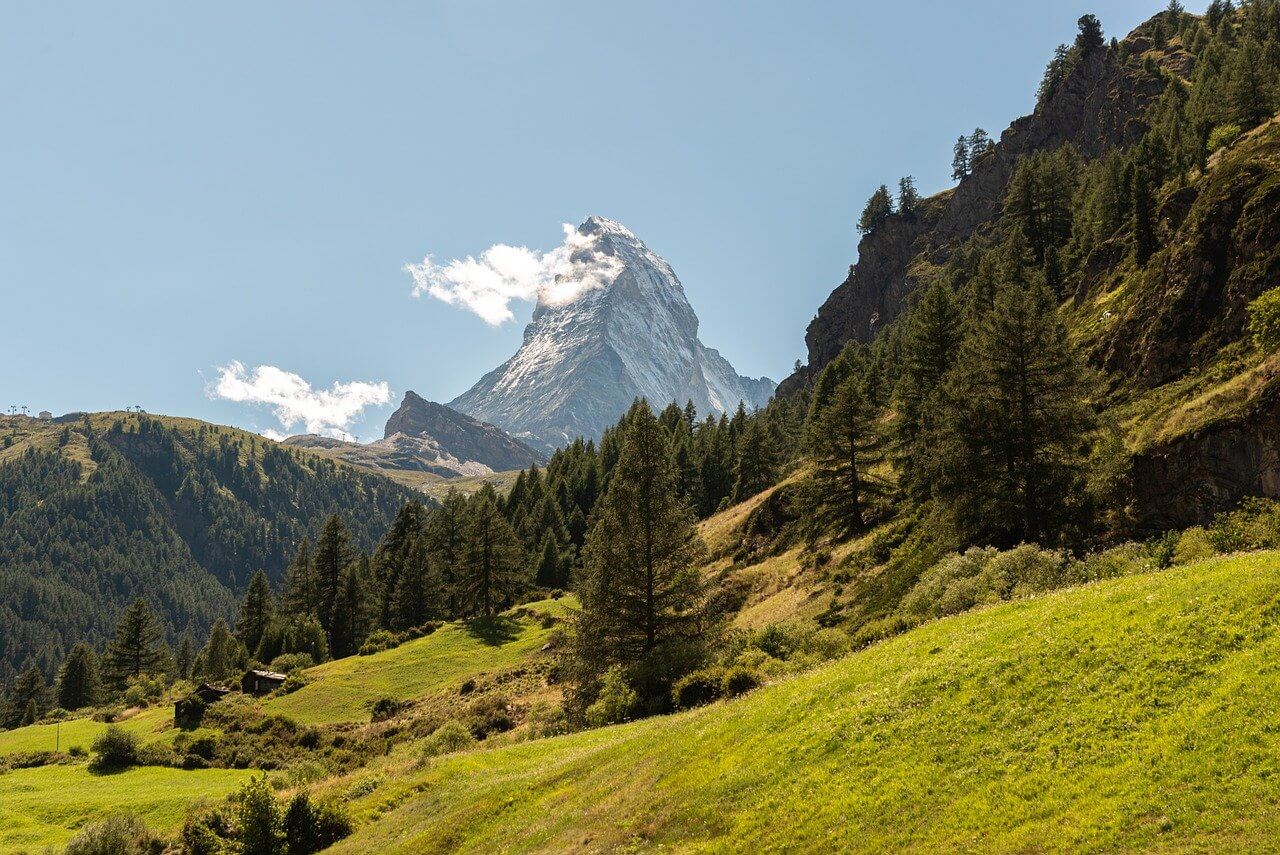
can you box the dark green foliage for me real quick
[174,632,195,680]
[56,642,100,711]
[197,618,243,682]
[672,667,725,709]
[90,724,140,770]
[573,402,710,710]
[330,556,377,658]
[4,664,48,727]
[62,814,158,855]
[857,185,895,235]
[174,693,207,730]
[390,539,442,630]
[458,487,526,617]
[731,416,778,504]
[1076,14,1105,53]
[237,776,282,855]
[236,570,275,656]
[952,135,970,181]
[372,501,431,627]
[897,176,920,215]
[103,599,168,685]
[312,514,354,649]
[282,792,353,855]
[934,279,1096,545]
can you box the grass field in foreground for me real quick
[265,597,574,725]
[0,706,178,758]
[0,764,254,853]
[331,551,1280,853]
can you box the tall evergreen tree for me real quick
[330,555,376,658]
[897,176,921,215]
[174,632,196,681]
[804,349,882,536]
[1132,165,1158,264]
[458,487,527,617]
[373,501,430,627]
[103,599,167,684]
[573,402,708,707]
[236,570,275,656]
[199,618,239,682]
[935,279,1096,545]
[731,416,778,503]
[535,531,563,589]
[282,538,318,618]
[311,515,353,647]
[425,490,468,616]
[390,538,441,630]
[56,643,100,711]
[1076,14,1105,53]
[1226,37,1278,126]
[952,135,970,180]
[857,185,895,235]
[5,665,48,727]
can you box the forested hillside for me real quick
[0,413,415,681]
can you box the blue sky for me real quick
[1,1,1184,441]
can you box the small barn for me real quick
[240,669,287,696]
[194,683,232,704]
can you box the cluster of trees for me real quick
[0,415,411,684]
[857,176,924,235]
[951,129,994,181]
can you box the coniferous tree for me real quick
[373,501,430,627]
[5,665,48,727]
[425,490,468,616]
[282,539,317,618]
[174,632,196,680]
[312,515,353,648]
[535,532,563,589]
[390,538,441,629]
[1076,14,1105,54]
[458,487,526,617]
[731,416,778,503]
[892,278,963,501]
[1132,165,1158,264]
[199,618,239,682]
[103,599,167,684]
[935,279,1096,545]
[804,348,882,536]
[897,176,921,215]
[1226,37,1278,126]
[56,643,100,711]
[573,401,708,708]
[968,128,993,163]
[952,135,970,180]
[236,570,275,656]
[331,555,375,658]
[857,185,895,235]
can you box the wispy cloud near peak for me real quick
[207,361,392,442]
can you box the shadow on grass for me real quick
[462,614,522,646]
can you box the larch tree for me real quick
[56,642,101,711]
[103,599,167,684]
[458,486,526,617]
[311,515,353,649]
[236,570,275,657]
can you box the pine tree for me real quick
[330,556,375,658]
[731,416,778,503]
[952,135,970,181]
[804,349,882,535]
[282,538,318,618]
[968,128,993,163]
[892,278,963,501]
[103,599,167,684]
[237,570,275,656]
[935,279,1096,545]
[4,665,48,728]
[857,185,895,235]
[175,632,196,680]
[373,501,430,628]
[897,176,921,215]
[312,515,353,647]
[390,538,441,629]
[1076,14,1105,53]
[200,618,239,682]
[56,643,100,711]
[1132,165,1158,264]
[458,487,527,617]
[573,401,708,706]
[535,532,563,589]
[1226,37,1278,126]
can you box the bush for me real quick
[672,667,725,710]
[1172,526,1217,565]
[420,720,477,758]
[584,666,637,727]
[465,694,515,737]
[525,700,569,737]
[721,666,761,698]
[1207,123,1242,153]
[284,792,353,854]
[1208,497,1280,553]
[358,629,399,656]
[63,813,159,855]
[368,696,408,723]
[90,725,140,770]
[268,652,315,674]
[899,545,1067,620]
[1248,287,1280,353]
[237,775,282,855]
[174,694,207,730]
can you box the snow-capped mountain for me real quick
[449,216,775,453]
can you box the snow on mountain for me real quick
[449,216,775,453]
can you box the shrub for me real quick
[1172,526,1217,565]
[672,668,725,710]
[525,700,569,737]
[1207,497,1280,552]
[721,666,762,698]
[63,813,159,855]
[237,775,282,855]
[90,725,140,770]
[1207,123,1242,152]
[899,545,1067,620]
[420,720,477,758]
[358,629,399,656]
[268,652,315,674]
[284,792,353,854]
[466,694,515,737]
[123,684,146,707]
[1248,287,1280,353]
[368,696,408,723]
[584,666,637,727]
[174,694,207,730]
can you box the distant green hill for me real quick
[0,412,417,678]
[327,551,1280,853]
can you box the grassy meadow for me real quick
[327,551,1280,853]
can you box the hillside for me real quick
[0,412,416,679]
[328,551,1280,853]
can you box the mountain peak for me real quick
[450,221,774,452]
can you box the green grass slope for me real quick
[0,764,254,853]
[265,597,574,725]
[332,552,1280,853]
[0,707,180,758]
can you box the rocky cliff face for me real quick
[449,216,775,453]
[285,393,544,478]
[783,32,1167,395]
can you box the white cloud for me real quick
[208,362,392,442]
[405,223,624,325]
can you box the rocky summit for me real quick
[449,216,775,453]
